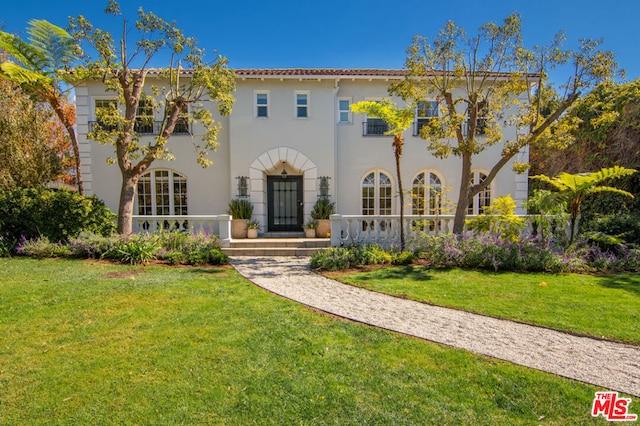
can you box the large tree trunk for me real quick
[453,154,473,234]
[117,172,139,235]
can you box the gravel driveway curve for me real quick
[230,256,640,397]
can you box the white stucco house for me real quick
[75,68,529,243]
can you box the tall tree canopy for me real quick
[0,19,83,192]
[0,78,64,189]
[69,0,236,234]
[390,13,619,233]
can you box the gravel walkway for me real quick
[230,256,640,397]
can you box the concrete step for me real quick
[223,237,330,257]
[222,247,325,257]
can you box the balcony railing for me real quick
[362,119,389,136]
[329,214,544,248]
[88,120,191,135]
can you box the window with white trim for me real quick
[255,91,269,118]
[93,99,118,131]
[411,171,443,216]
[415,100,438,135]
[135,97,154,134]
[137,170,188,216]
[467,171,491,215]
[295,91,309,118]
[338,97,352,123]
[362,170,392,215]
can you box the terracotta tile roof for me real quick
[234,68,408,77]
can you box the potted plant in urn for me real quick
[227,199,253,239]
[302,218,318,238]
[247,220,261,239]
[311,198,335,238]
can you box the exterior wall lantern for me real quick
[236,176,249,198]
[319,176,330,198]
[280,161,288,179]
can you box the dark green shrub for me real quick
[207,249,228,265]
[162,250,188,265]
[0,188,116,249]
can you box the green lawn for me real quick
[329,266,640,345]
[0,258,626,424]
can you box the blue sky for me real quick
[2,0,639,82]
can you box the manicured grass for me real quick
[329,267,640,345]
[0,258,622,424]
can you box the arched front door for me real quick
[267,175,304,232]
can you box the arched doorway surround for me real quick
[248,147,318,232]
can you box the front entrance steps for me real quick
[222,237,330,257]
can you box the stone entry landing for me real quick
[222,237,329,257]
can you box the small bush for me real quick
[68,232,119,259]
[105,236,158,265]
[162,250,188,265]
[207,249,228,265]
[16,237,70,258]
[311,244,415,271]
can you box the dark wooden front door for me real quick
[267,176,303,232]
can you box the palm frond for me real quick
[589,166,636,183]
[0,32,47,71]
[27,20,79,71]
[0,62,52,86]
[589,186,634,198]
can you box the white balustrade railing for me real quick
[131,214,231,247]
[329,214,541,248]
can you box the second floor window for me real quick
[94,99,118,131]
[414,100,438,135]
[135,98,154,134]
[338,98,351,123]
[256,92,269,118]
[296,91,309,118]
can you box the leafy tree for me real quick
[0,19,83,192]
[531,166,636,245]
[466,195,526,242]
[351,100,415,250]
[69,1,235,234]
[0,78,63,189]
[390,13,619,234]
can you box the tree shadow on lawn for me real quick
[355,265,435,282]
[592,273,640,296]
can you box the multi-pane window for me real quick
[256,91,269,118]
[174,104,190,134]
[338,98,352,123]
[135,97,154,134]
[362,171,392,215]
[414,100,438,135]
[363,100,389,136]
[94,99,118,131]
[295,91,309,118]
[475,100,488,135]
[137,170,188,216]
[412,171,443,216]
[467,171,491,215]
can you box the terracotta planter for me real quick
[304,228,316,238]
[247,228,258,239]
[231,219,248,239]
[315,219,330,238]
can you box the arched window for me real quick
[137,170,188,216]
[412,171,443,216]
[467,171,491,215]
[362,170,392,215]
